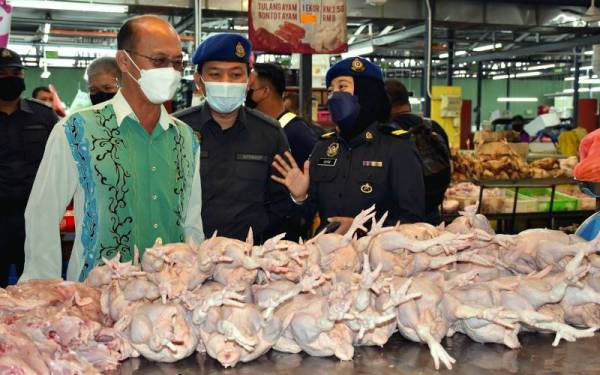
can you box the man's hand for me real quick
[327,217,353,235]
[271,151,310,200]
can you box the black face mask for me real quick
[245,89,258,109]
[90,91,116,105]
[0,76,25,101]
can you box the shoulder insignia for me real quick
[321,131,336,139]
[25,97,53,109]
[391,129,409,136]
[246,107,280,129]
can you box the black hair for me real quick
[384,79,410,107]
[32,86,51,98]
[512,115,524,122]
[253,63,286,97]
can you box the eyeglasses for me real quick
[126,50,184,71]
[88,83,119,95]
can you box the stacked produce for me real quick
[2,205,600,373]
[452,143,576,182]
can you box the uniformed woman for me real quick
[271,56,426,235]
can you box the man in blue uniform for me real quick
[272,57,425,234]
[0,48,59,286]
[246,63,316,166]
[175,34,296,243]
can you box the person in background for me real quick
[272,57,425,235]
[246,63,316,166]
[32,86,54,106]
[511,115,530,143]
[20,15,204,282]
[175,33,296,243]
[87,56,121,105]
[385,79,451,225]
[0,48,59,286]
[283,91,299,114]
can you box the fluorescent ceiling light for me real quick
[493,74,510,80]
[515,71,542,78]
[439,50,466,59]
[563,88,592,93]
[570,66,593,71]
[580,78,600,84]
[10,0,128,13]
[497,97,538,102]
[585,50,594,55]
[473,43,502,52]
[527,64,555,71]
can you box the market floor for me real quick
[115,332,600,374]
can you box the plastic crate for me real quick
[517,188,579,212]
[499,190,538,213]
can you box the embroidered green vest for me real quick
[64,103,198,281]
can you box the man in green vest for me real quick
[20,15,204,282]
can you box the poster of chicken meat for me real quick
[249,0,347,54]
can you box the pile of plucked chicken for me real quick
[2,205,600,373]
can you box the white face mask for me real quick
[125,51,181,104]
[201,76,247,114]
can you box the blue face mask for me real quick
[327,91,360,133]
[202,77,248,113]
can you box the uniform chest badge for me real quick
[365,131,374,140]
[327,142,339,157]
[360,182,373,194]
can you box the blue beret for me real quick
[192,33,253,67]
[326,57,383,87]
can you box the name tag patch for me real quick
[236,153,268,162]
[363,161,383,167]
[200,150,209,158]
[317,158,337,167]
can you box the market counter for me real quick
[115,333,600,374]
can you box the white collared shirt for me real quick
[20,92,204,282]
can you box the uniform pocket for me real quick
[234,157,269,202]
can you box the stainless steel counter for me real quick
[115,332,600,374]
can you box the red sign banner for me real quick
[249,0,347,54]
[0,0,12,48]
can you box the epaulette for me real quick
[245,107,281,129]
[320,131,336,139]
[24,97,53,110]
[391,129,409,137]
[172,105,202,118]
[378,123,410,139]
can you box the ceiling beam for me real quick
[349,24,426,51]
[454,34,600,63]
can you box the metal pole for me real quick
[476,61,483,130]
[573,48,581,127]
[194,0,202,47]
[299,54,312,122]
[447,29,454,86]
[423,18,432,117]
[506,71,511,112]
